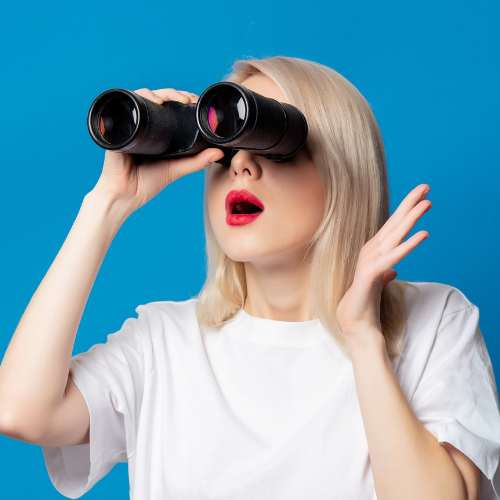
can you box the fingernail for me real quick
[420,188,430,201]
[209,153,224,163]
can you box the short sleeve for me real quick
[410,305,500,500]
[41,306,151,499]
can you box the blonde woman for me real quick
[0,56,499,500]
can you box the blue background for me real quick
[1,0,499,497]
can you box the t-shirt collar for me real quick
[224,307,341,350]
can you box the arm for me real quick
[0,88,223,445]
[347,331,480,500]
[0,188,130,442]
[335,184,480,500]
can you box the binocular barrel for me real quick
[87,82,308,161]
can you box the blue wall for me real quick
[1,0,498,497]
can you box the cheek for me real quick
[272,168,325,237]
[206,170,229,230]
[276,186,324,244]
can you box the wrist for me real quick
[86,182,135,217]
[344,327,387,361]
[83,187,132,237]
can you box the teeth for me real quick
[232,201,263,215]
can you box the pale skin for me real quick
[0,75,480,499]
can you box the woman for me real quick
[0,56,498,500]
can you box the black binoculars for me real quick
[87,82,308,165]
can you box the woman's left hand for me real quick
[336,184,432,349]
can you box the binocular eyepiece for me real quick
[87,82,308,164]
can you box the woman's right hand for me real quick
[92,87,224,214]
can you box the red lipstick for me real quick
[225,189,265,226]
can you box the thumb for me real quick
[382,269,398,290]
[168,148,225,182]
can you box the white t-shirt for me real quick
[41,281,500,499]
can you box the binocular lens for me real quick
[98,96,138,145]
[206,88,246,138]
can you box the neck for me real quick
[243,246,314,322]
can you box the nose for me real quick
[229,150,262,181]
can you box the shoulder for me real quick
[135,297,200,321]
[396,280,477,328]
[399,280,475,313]
[131,297,202,343]
[392,281,481,382]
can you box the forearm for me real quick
[0,188,131,434]
[347,331,468,500]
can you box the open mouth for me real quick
[225,189,265,226]
[231,201,263,215]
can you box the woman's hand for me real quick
[336,184,432,349]
[92,87,224,214]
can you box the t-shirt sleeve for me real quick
[41,306,151,499]
[410,305,500,500]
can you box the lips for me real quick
[225,189,265,226]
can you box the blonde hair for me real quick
[195,55,414,361]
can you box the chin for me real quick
[219,241,304,265]
[219,245,266,263]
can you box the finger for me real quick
[379,199,432,254]
[378,230,429,273]
[168,148,225,183]
[133,88,164,105]
[376,184,430,241]
[177,90,199,103]
[151,88,191,104]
